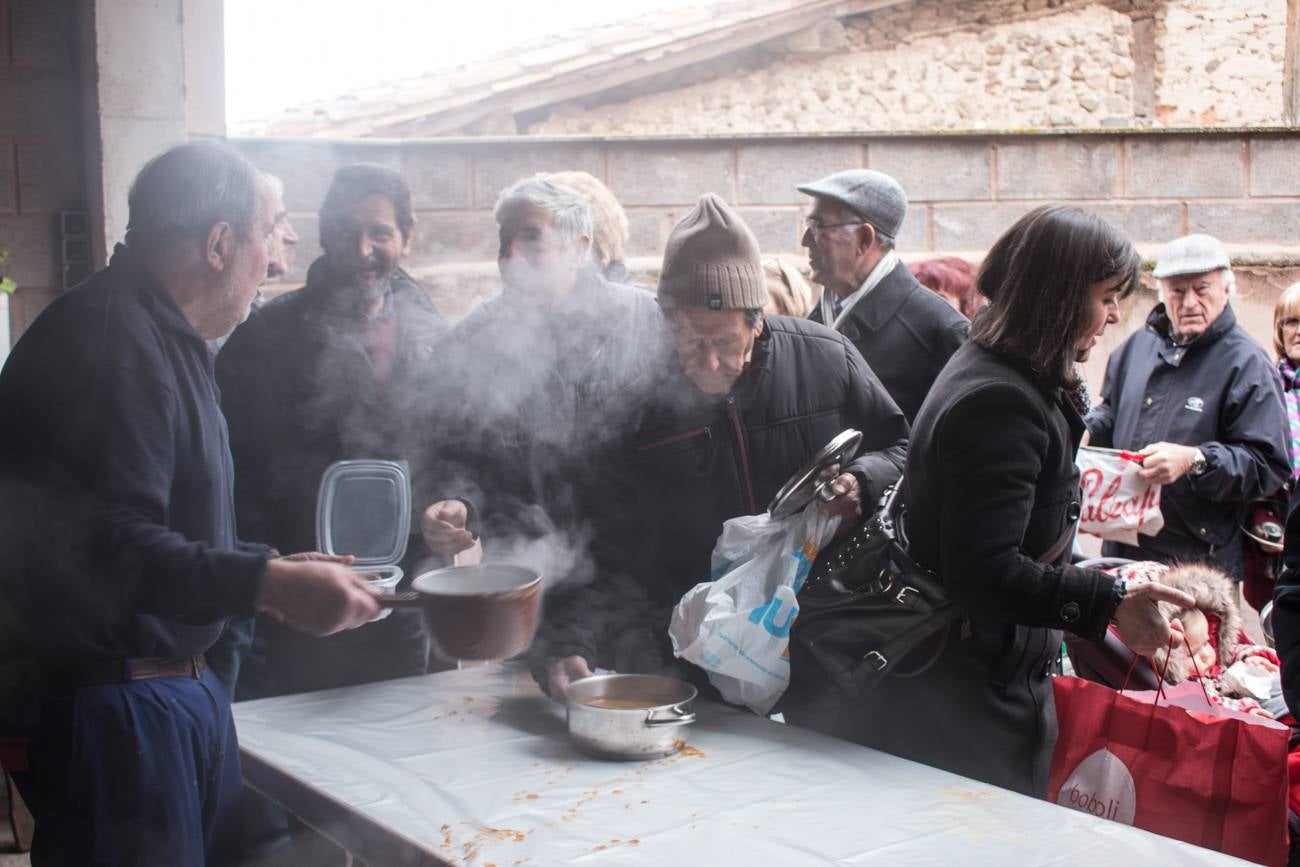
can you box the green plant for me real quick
[0,250,13,294]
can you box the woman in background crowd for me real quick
[762,256,817,318]
[909,256,982,319]
[545,170,634,284]
[1273,282,1300,478]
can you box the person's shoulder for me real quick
[897,269,970,328]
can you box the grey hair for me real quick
[125,141,265,254]
[494,175,594,247]
[1156,266,1236,301]
[873,227,896,253]
[743,308,764,328]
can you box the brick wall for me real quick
[0,0,90,346]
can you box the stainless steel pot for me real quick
[564,674,697,760]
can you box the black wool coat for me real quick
[809,259,969,424]
[833,340,1119,797]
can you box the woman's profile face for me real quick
[1279,310,1300,363]
[1075,274,1124,362]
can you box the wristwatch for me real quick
[1188,448,1208,477]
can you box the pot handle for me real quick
[377,591,424,609]
[644,705,696,728]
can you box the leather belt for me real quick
[69,656,207,687]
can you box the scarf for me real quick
[1279,357,1300,477]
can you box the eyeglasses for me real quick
[803,218,865,237]
[1282,317,1300,331]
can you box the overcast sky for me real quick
[224,0,699,126]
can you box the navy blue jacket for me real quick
[1086,303,1288,558]
[0,246,268,668]
[809,259,968,424]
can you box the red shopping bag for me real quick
[1047,674,1289,865]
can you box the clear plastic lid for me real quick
[315,459,411,568]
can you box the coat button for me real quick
[1060,602,1081,623]
[1067,500,1081,522]
[1145,397,1153,406]
[1200,527,1208,536]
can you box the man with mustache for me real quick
[1087,233,1288,578]
[214,163,474,699]
[799,169,968,423]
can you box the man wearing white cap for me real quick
[1087,233,1288,577]
[798,169,968,422]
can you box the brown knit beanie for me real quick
[658,193,768,310]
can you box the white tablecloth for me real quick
[232,665,1250,866]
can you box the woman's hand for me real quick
[1112,580,1197,656]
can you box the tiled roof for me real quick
[239,0,892,138]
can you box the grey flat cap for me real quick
[1152,233,1231,279]
[797,169,908,239]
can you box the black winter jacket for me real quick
[217,259,450,560]
[535,315,909,677]
[0,246,269,670]
[1087,304,1288,562]
[832,341,1120,797]
[809,259,968,423]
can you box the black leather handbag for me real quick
[791,481,959,699]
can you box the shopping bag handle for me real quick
[1119,631,1215,710]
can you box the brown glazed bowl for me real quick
[396,564,543,661]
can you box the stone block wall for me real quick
[234,130,1300,341]
[0,0,90,348]
[520,0,1290,136]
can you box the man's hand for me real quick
[421,500,477,558]
[817,471,862,524]
[1112,580,1197,656]
[256,558,382,636]
[546,655,594,699]
[1136,442,1201,484]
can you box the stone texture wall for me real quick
[0,0,91,350]
[234,130,1300,360]
[1155,0,1288,126]
[523,0,1289,136]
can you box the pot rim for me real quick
[563,673,698,713]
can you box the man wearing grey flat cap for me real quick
[799,169,968,423]
[1087,233,1288,577]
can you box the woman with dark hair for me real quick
[831,205,1193,796]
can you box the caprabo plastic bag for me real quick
[669,503,839,715]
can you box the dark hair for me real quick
[319,163,415,238]
[970,205,1140,389]
[125,141,264,254]
[909,256,981,319]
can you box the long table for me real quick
[232,665,1250,866]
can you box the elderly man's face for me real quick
[667,307,764,395]
[498,204,587,301]
[1163,269,1231,343]
[266,190,299,279]
[321,193,411,303]
[210,182,275,338]
[801,197,874,299]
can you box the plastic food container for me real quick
[316,459,412,620]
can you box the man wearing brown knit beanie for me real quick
[533,193,910,699]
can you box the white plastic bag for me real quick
[669,503,840,715]
[1077,446,1164,546]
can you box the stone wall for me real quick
[1155,0,1288,126]
[0,0,92,350]
[234,130,1300,382]
[522,0,1290,136]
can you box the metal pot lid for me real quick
[767,429,863,519]
[316,459,411,567]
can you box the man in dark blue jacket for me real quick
[1087,234,1288,578]
[0,142,380,866]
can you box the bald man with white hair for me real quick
[1086,233,1289,577]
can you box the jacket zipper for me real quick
[636,426,711,451]
[727,396,757,514]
